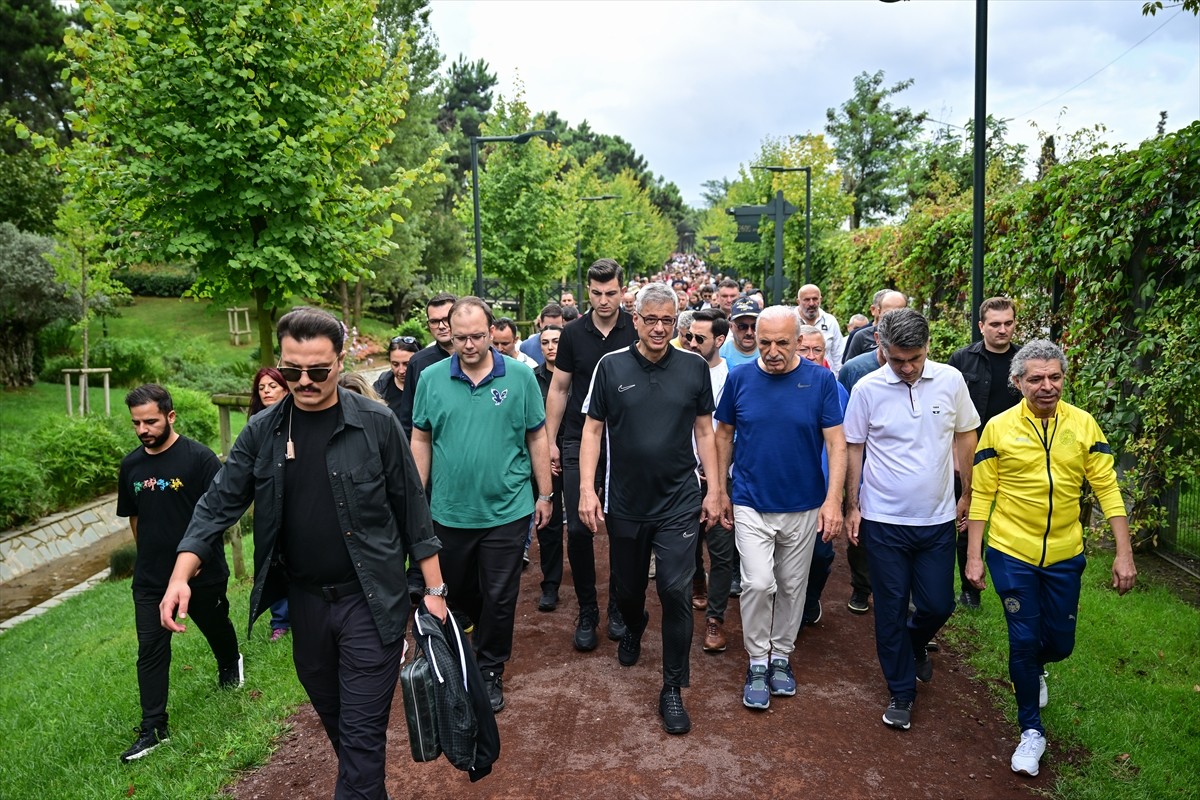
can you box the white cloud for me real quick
[430,0,1200,206]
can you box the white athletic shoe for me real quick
[1038,671,1048,709]
[1011,729,1046,777]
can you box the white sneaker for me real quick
[1038,671,1048,709]
[1011,729,1046,777]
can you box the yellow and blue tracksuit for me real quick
[970,398,1126,733]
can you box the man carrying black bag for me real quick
[403,602,500,781]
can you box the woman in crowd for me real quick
[250,367,292,642]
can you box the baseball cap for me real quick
[730,297,762,319]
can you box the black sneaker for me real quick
[847,590,870,614]
[659,686,691,735]
[882,696,913,730]
[801,599,822,627]
[915,646,933,683]
[120,727,169,763]
[218,653,244,689]
[957,588,981,610]
[618,611,649,667]
[538,587,558,612]
[573,606,600,651]
[483,670,505,713]
[607,606,627,642]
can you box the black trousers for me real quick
[847,538,872,594]
[561,438,617,612]
[805,536,836,619]
[434,516,528,675]
[289,588,404,800]
[536,470,566,592]
[607,508,700,688]
[133,583,239,733]
[694,477,735,622]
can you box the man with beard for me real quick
[117,384,242,763]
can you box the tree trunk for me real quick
[254,286,273,367]
[79,245,90,414]
[0,326,37,388]
[340,280,350,326]
[353,280,363,329]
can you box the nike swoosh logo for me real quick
[682,530,696,538]
[618,384,636,392]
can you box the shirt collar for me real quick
[449,348,506,388]
[882,358,934,385]
[630,343,674,370]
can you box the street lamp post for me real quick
[750,164,812,304]
[470,129,556,298]
[576,194,618,303]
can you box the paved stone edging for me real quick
[0,568,111,633]
[0,494,125,583]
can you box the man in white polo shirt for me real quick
[843,308,979,732]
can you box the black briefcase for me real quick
[399,653,441,762]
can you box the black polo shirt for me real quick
[584,344,713,522]
[554,308,637,443]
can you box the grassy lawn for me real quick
[87,297,270,369]
[0,381,122,446]
[0,537,308,800]
[943,547,1200,799]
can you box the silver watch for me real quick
[423,583,448,597]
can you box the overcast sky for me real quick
[427,0,1199,207]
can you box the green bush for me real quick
[392,318,429,347]
[0,452,52,530]
[38,354,81,384]
[163,355,254,396]
[166,384,220,448]
[37,318,76,357]
[115,263,196,297]
[31,415,127,511]
[108,543,137,579]
[90,337,166,386]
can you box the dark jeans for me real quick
[987,549,1085,735]
[561,438,617,613]
[434,516,528,675]
[953,474,971,593]
[289,588,404,800]
[270,598,290,630]
[862,519,956,702]
[607,508,700,688]
[536,470,566,593]
[133,583,239,733]
[695,477,735,622]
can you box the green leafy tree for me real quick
[26,0,442,364]
[825,70,928,228]
[0,222,74,387]
[438,55,498,183]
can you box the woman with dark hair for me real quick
[251,367,292,641]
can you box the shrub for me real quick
[0,452,52,529]
[108,543,137,579]
[166,384,220,449]
[37,318,76,357]
[90,337,166,386]
[30,415,127,511]
[38,354,81,384]
[392,318,429,347]
[115,263,197,297]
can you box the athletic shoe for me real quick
[742,664,770,710]
[538,587,558,612]
[847,591,870,614]
[521,547,530,569]
[483,670,505,713]
[607,607,627,642]
[958,588,981,609]
[768,658,797,696]
[218,653,244,689]
[618,611,649,667]
[729,577,742,597]
[573,606,600,651]
[659,686,691,734]
[915,646,933,683]
[1011,729,1046,776]
[882,696,913,730]
[702,618,727,652]
[1039,670,1049,709]
[120,727,169,763]
[270,628,289,643]
[801,599,822,627]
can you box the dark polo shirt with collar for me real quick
[553,308,637,443]
[583,344,714,522]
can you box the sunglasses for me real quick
[735,320,757,332]
[391,335,417,345]
[277,365,334,383]
[683,332,708,344]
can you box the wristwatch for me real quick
[537,494,554,503]
[423,583,448,598]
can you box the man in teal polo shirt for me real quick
[411,296,553,713]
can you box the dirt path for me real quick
[229,535,1045,799]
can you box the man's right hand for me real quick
[549,442,561,477]
[159,579,192,633]
[578,489,603,534]
[844,507,862,546]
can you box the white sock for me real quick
[771,652,789,663]
[750,657,768,669]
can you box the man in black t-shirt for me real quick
[947,297,1022,609]
[115,384,241,763]
[579,283,727,736]
[397,292,457,438]
[544,259,638,651]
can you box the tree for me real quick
[438,55,498,183]
[825,70,928,228]
[0,222,74,387]
[25,0,442,364]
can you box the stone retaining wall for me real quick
[0,494,125,583]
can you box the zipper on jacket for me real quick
[1027,416,1057,567]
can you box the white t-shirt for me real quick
[843,358,979,525]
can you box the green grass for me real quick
[943,548,1200,799]
[0,537,308,800]
[0,381,121,446]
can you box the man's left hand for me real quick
[1112,552,1137,596]
[423,594,448,622]
[954,493,971,532]
[701,490,727,530]
[534,498,553,529]
[819,499,843,542]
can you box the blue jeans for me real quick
[862,518,956,702]
[986,548,1085,734]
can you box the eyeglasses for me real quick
[683,332,708,344]
[735,320,757,332]
[426,316,450,328]
[798,346,825,356]
[638,315,676,329]
[451,332,489,344]
[277,365,334,383]
[390,335,417,345]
